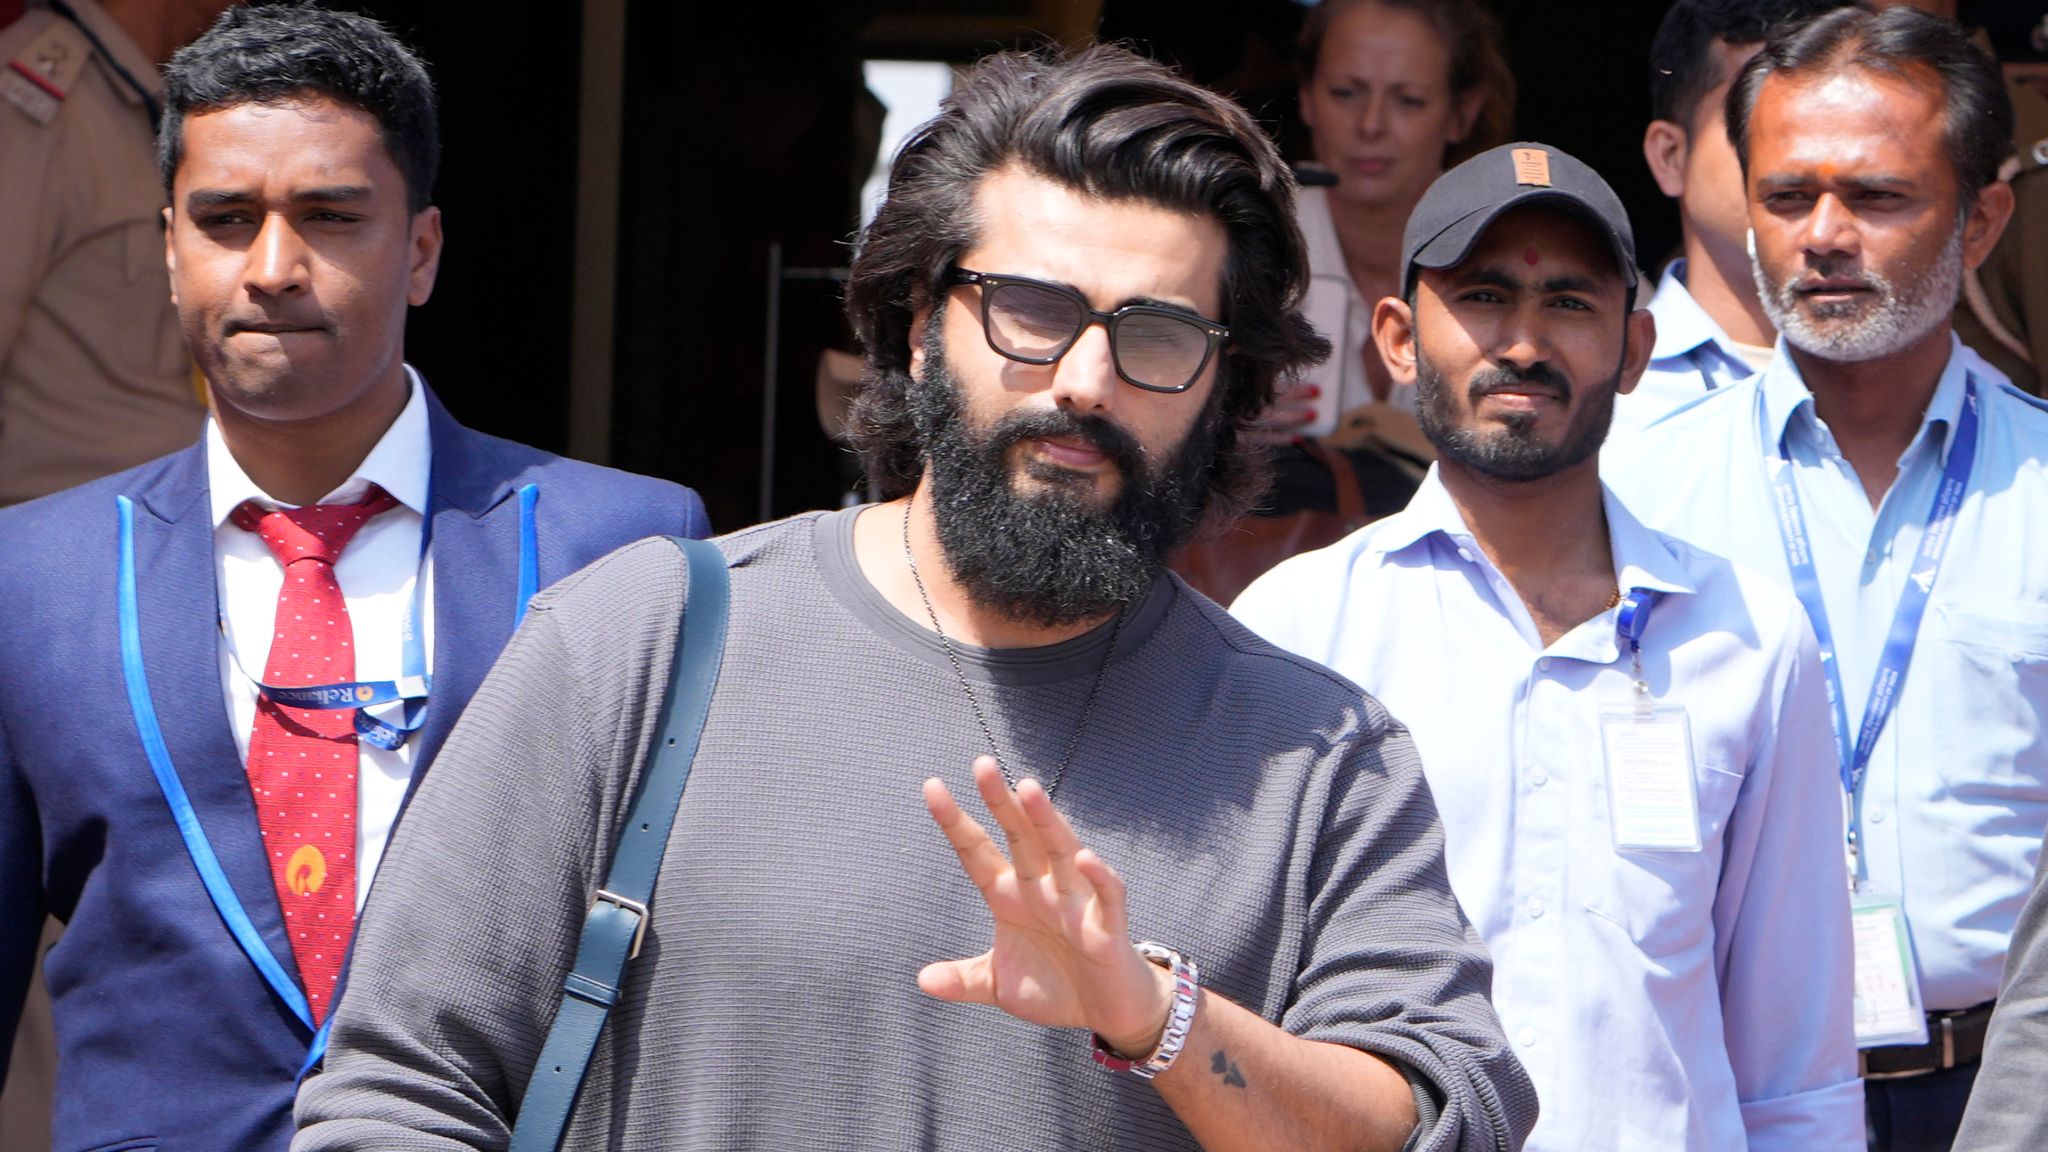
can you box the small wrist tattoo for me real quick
[1210,1048,1247,1089]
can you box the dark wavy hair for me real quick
[1648,0,1857,131]
[1727,6,2014,200]
[159,3,440,213]
[1297,0,1516,167]
[843,43,1328,521]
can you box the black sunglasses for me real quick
[946,268,1230,394]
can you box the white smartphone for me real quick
[1294,273,1351,439]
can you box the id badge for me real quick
[1600,705,1702,852]
[1851,885,1929,1048]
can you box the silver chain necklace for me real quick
[900,493,1126,798]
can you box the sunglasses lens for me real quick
[1114,311,1210,390]
[985,281,1083,360]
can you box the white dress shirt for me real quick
[1605,334,2048,1013]
[1233,471,1862,1151]
[1296,186,1418,421]
[208,372,434,909]
[1609,260,1769,440]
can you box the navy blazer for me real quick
[0,390,710,1152]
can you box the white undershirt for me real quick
[207,371,435,910]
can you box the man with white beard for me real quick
[1604,9,2046,1150]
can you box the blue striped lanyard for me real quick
[116,484,539,1050]
[1763,379,1978,870]
[222,489,434,752]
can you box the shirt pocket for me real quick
[1928,599,2048,793]
[1584,761,1746,959]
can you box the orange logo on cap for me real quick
[287,845,327,896]
[1513,148,1552,187]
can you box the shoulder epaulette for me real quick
[1,17,92,127]
[1991,378,2048,417]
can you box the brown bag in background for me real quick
[1171,406,1432,605]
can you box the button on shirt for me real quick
[1609,261,1764,440]
[208,373,433,907]
[1233,472,1861,1151]
[1604,334,2048,1013]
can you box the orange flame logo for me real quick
[287,845,327,896]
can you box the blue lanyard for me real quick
[225,483,541,751]
[224,491,434,752]
[1762,379,1979,852]
[116,484,540,1046]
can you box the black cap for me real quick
[1401,142,1640,303]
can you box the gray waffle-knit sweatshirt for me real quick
[292,509,1536,1151]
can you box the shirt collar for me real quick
[63,0,165,103]
[1647,260,1742,366]
[206,366,434,527]
[1371,464,1464,557]
[1295,185,1341,258]
[1378,467,1695,597]
[1603,487,1697,599]
[1760,331,1974,464]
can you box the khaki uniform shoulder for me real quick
[0,13,92,128]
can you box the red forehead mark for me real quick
[1523,247,1540,266]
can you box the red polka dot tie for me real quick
[231,485,399,1025]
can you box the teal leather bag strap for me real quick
[508,536,730,1152]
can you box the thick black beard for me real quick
[908,321,1219,628]
[1413,346,1616,482]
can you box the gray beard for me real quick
[1754,222,1965,363]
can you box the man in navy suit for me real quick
[0,7,708,1150]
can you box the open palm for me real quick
[919,757,1171,1056]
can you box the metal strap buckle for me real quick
[1940,1013,1957,1070]
[592,889,650,959]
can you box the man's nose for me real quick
[245,213,312,299]
[1800,192,1861,261]
[1048,322,1119,415]
[1493,304,1556,371]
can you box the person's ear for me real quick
[1618,305,1657,397]
[1961,180,2016,271]
[1373,294,1420,387]
[406,206,443,307]
[1449,86,1485,145]
[162,206,179,307]
[908,302,933,377]
[1642,120,1689,200]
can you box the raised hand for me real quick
[918,756,1174,1057]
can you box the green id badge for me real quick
[1851,884,1929,1048]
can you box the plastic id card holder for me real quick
[1852,885,1930,1048]
[1600,705,1702,852]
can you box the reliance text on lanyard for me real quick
[1763,379,1979,880]
[225,483,542,752]
[225,496,433,753]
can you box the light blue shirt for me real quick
[1611,261,1763,438]
[1605,334,2048,1012]
[1233,472,1861,1152]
